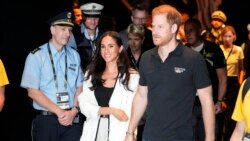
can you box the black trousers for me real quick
[31,114,83,141]
[193,104,224,141]
[223,77,239,141]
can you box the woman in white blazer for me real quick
[78,31,139,141]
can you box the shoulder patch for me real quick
[31,47,40,54]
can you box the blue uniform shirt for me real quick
[21,42,84,110]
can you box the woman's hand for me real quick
[111,107,128,121]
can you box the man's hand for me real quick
[58,109,78,126]
[215,102,222,114]
[215,101,227,114]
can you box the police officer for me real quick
[210,10,227,44]
[21,11,84,141]
[69,2,104,71]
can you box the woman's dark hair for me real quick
[86,31,132,91]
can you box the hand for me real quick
[214,101,227,114]
[221,101,227,110]
[214,102,222,114]
[58,109,77,126]
[111,108,128,121]
[124,134,135,141]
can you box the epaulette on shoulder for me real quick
[31,47,40,54]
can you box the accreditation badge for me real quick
[57,92,70,109]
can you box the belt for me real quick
[35,110,84,124]
[36,109,71,116]
[36,110,55,116]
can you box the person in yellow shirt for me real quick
[0,59,9,112]
[230,78,250,141]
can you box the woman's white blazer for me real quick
[78,72,139,141]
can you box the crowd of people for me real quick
[1,1,250,141]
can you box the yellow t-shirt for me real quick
[220,45,244,77]
[232,79,250,132]
[0,59,9,86]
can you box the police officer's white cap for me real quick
[80,2,104,17]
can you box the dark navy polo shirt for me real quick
[139,43,211,141]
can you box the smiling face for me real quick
[84,17,99,30]
[100,36,123,64]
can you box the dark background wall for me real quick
[220,0,250,45]
[0,0,249,141]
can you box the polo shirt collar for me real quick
[151,41,184,57]
[170,42,184,56]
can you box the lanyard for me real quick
[47,43,68,89]
[226,46,234,61]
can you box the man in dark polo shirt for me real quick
[125,5,215,141]
[184,18,227,141]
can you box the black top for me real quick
[186,40,226,103]
[94,86,114,107]
[139,42,211,140]
[127,45,148,70]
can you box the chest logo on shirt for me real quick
[203,52,214,58]
[69,64,77,71]
[70,64,77,67]
[205,58,214,67]
[174,67,186,73]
